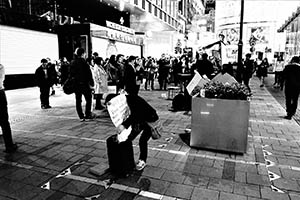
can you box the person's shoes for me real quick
[260,84,264,87]
[85,113,97,120]
[284,115,292,120]
[80,118,85,122]
[45,105,52,109]
[136,160,146,171]
[4,144,18,153]
[41,105,46,109]
[95,105,105,110]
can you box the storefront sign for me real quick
[91,29,142,45]
[106,20,135,35]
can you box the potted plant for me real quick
[190,81,251,153]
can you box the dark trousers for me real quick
[75,85,93,119]
[40,86,50,106]
[243,77,251,93]
[0,90,14,150]
[95,94,103,109]
[285,87,300,117]
[127,122,152,162]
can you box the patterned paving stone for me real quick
[219,191,247,200]
[273,179,300,192]
[161,170,186,184]
[191,188,219,200]
[207,178,234,193]
[142,166,165,179]
[246,173,270,186]
[260,186,290,200]
[233,182,260,198]
[165,183,194,199]
[183,175,209,187]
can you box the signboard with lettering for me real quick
[106,21,135,35]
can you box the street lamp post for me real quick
[237,0,244,68]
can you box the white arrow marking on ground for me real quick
[265,159,276,167]
[41,182,50,190]
[165,137,173,142]
[85,194,101,200]
[271,185,285,193]
[56,168,71,178]
[268,171,281,181]
[263,150,272,156]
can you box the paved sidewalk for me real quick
[0,77,300,200]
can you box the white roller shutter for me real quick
[0,25,59,75]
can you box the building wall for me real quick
[215,0,300,63]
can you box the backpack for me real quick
[172,93,186,111]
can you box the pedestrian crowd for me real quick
[2,49,300,176]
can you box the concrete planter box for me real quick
[190,97,250,153]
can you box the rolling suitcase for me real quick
[106,134,135,176]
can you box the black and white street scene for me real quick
[1,0,300,199]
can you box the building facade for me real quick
[215,0,299,64]
[278,7,300,59]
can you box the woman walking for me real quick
[93,57,108,110]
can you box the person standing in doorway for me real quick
[0,64,18,153]
[35,58,54,109]
[282,56,300,120]
[69,48,95,121]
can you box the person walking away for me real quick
[93,57,108,110]
[69,48,95,122]
[274,56,284,90]
[116,94,159,171]
[124,56,140,95]
[35,59,54,109]
[0,64,18,153]
[242,53,255,93]
[282,56,300,120]
[255,57,269,87]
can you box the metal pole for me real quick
[28,0,31,15]
[237,0,244,67]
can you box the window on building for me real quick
[134,0,138,5]
[142,0,145,9]
[148,2,152,13]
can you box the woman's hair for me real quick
[109,55,116,64]
[94,57,104,65]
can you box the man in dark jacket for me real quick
[195,53,214,79]
[0,64,18,153]
[35,58,54,109]
[242,53,255,93]
[69,48,95,121]
[283,56,300,119]
[124,56,139,95]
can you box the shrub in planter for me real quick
[192,82,251,100]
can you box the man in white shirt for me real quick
[0,64,18,153]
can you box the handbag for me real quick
[147,120,163,140]
[62,77,76,95]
